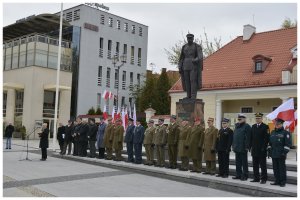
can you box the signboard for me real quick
[85,3,109,11]
[84,23,99,32]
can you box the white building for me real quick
[56,4,148,115]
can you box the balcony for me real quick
[107,50,112,59]
[130,56,134,65]
[114,79,119,89]
[138,57,141,66]
[122,81,126,90]
[99,48,103,58]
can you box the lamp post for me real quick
[112,54,126,109]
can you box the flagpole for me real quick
[52,3,63,151]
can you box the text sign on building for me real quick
[84,23,99,32]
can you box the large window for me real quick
[106,67,111,88]
[73,9,80,20]
[108,17,113,27]
[101,15,105,25]
[116,42,120,56]
[129,72,133,91]
[97,93,101,108]
[107,40,112,59]
[124,22,128,32]
[137,73,141,88]
[114,69,119,89]
[43,91,59,118]
[138,48,141,66]
[15,90,24,117]
[130,46,134,64]
[131,25,135,34]
[122,71,126,90]
[241,107,253,113]
[116,20,121,29]
[255,61,262,72]
[98,66,102,86]
[3,92,7,117]
[5,44,12,70]
[99,37,104,58]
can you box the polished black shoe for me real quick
[190,170,197,173]
[202,172,210,175]
[222,175,228,178]
[241,177,248,181]
[232,176,241,179]
[280,183,286,187]
[270,182,279,185]
[216,174,223,177]
[179,168,188,171]
[250,179,260,182]
[260,180,266,184]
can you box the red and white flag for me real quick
[116,107,121,120]
[284,110,297,132]
[112,106,116,123]
[102,104,108,120]
[133,104,137,126]
[109,92,114,99]
[102,90,110,100]
[121,107,126,130]
[266,98,295,122]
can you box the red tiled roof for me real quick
[169,27,297,92]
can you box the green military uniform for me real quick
[203,126,218,174]
[167,122,180,168]
[143,126,156,165]
[153,124,167,167]
[178,124,192,170]
[112,124,124,161]
[186,124,205,172]
[103,123,114,160]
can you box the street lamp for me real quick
[112,54,127,109]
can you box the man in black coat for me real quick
[88,118,98,158]
[216,118,233,178]
[133,118,145,164]
[57,123,65,154]
[124,118,135,163]
[249,113,270,184]
[77,118,89,157]
[39,123,49,161]
[5,123,15,149]
[72,121,80,156]
[62,120,74,155]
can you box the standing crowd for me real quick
[33,112,292,188]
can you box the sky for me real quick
[2,2,297,72]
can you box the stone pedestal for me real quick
[176,99,205,125]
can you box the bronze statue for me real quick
[178,33,203,99]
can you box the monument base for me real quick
[176,98,205,125]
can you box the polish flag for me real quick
[266,98,295,122]
[128,105,132,118]
[102,104,108,120]
[116,107,121,120]
[121,107,126,130]
[102,90,110,100]
[109,92,114,99]
[133,104,137,126]
[284,110,297,132]
[112,106,116,123]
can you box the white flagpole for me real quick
[53,3,63,151]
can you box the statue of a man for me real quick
[178,33,203,99]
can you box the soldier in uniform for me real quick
[203,117,218,175]
[124,118,135,163]
[143,120,156,165]
[178,118,192,171]
[249,113,270,184]
[268,118,291,187]
[112,118,124,161]
[186,117,205,173]
[103,117,114,160]
[232,114,251,181]
[153,118,167,167]
[133,118,145,164]
[167,115,180,169]
[216,118,233,178]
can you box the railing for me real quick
[122,81,126,90]
[130,56,134,64]
[129,83,133,91]
[107,50,111,59]
[14,108,23,116]
[138,57,141,66]
[106,78,110,88]
[114,80,119,89]
[43,108,59,118]
[97,77,102,86]
[99,48,103,58]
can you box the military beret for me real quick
[148,119,154,123]
[186,33,194,38]
[171,115,177,119]
[128,117,134,122]
[207,117,214,122]
[222,118,230,123]
[158,118,164,122]
[238,113,246,118]
[275,118,285,124]
[255,112,263,118]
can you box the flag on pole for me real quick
[121,107,126,130]
[109,92,114,99]
[112,106,116,123]
[266,98,295,122]
[128,105,132,118]
[133,104,137,126]
[284,110,297,132]
[102,90,110,100]
[125,107,129,128]
[116,107,121,120]
[102,104,108,120]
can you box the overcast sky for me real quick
[3,3,297,72]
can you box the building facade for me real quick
[169,25,297,146]
[57,4,148,115]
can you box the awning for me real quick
[3,14,71,41]
[3,82,25,90]
[44,84,71,91]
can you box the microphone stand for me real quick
[19,126,41,161]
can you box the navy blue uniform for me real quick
[124,124,135,162]
[268,127,291,185]
[133,125,145,164]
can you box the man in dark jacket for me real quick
[5,123,14,149]
[72,121,79,156]
[249,113,270,184]
[216,118,233,178]
[88,118,98,158]
[232,114,251,181]
[39,123,49,161]
[96,117,106,159]
[77,118,89,157]
[62,120,73,155]
[124,118,135,163]
[268,118,291,187]
[133,118,145,164]
[57,123,65,154]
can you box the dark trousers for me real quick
[89,140,96,157]
[218,151,230,176]
[78,140,88,157]
[183,69,201,98]
[41,148,47,159]
[134,143,143,163]
[252,156,268,181]
[73,140,79,156]
[126,142,134,162]
[168,144,178,167]
[235,152,248,178]
[272,158,286,184]
[98,148,105,158]
[62,140,72,155]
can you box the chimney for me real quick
[243,24,256,41]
